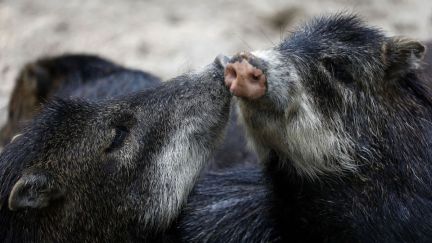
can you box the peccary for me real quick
[0,55,257,169]
[0,54,161,146]
[0,57,231,242]
[182,15,432,242]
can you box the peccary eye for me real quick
[106,126,129,153]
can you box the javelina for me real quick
[182,14,432,242]
[0,54,257,169]
[0,54,161,146]
[0,57,231,242]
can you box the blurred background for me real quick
[0,0,431,126]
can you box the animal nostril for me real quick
[251,74,260,82]
[225,65,237,82]
[223,55,267,99]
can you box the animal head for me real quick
[0,61,231,241]
[224,14,428,178]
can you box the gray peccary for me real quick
[0,54,258,169]
[0,57,231,242]
[181,14,432,242]
[0,54,161,146]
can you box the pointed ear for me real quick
[21,64,48,90]
[382,37,426,78]
[8,172,64,211]
[17,63,52,101]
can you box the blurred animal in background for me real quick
[0,54,160,146]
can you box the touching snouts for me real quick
[224,52,267,100]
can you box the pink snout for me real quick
[224,53,267,100]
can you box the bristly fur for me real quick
[234,13,432,242]
[0,57,232,242]
[178,165,281,243]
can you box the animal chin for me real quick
[229,80,266,100]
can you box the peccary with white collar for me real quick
[181,15,432,242]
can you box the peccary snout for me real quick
[224,52,267,100]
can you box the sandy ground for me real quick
[1,0,432,126]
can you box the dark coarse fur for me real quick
[0,54,257,169]
[0,59,231,242]
[181,15,432,242]
[178,164,280,243]
[0,54,161,146]
[236,14,432,242]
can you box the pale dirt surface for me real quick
[1,0,432,126]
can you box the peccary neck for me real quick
[263,102,432,241]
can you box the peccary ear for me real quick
[8,172,64,211]
[382,37,426,78]
[24,63,51,96]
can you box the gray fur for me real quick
[240,49,355,178]
[178,15,432,243]
[178,165,281,243]
[0,60,231,242]
[232,14,432,242]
